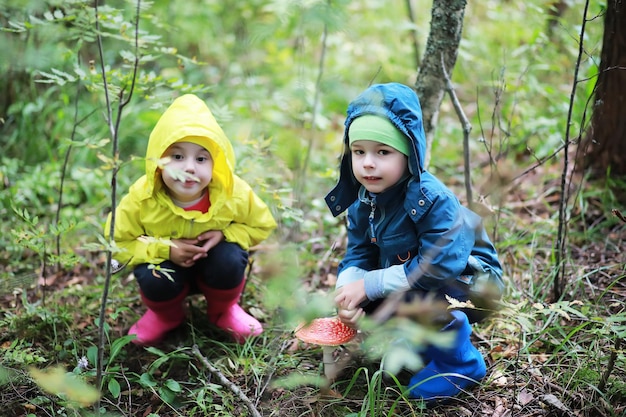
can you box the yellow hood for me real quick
[105,94,277,267]
[142,94,235,199]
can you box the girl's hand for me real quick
[194,230,224,260]
[170,239,206,267]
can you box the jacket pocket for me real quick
[379,232,418,267]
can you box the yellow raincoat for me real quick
[105,94,277,268]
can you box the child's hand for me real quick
[170,239,206,267]
[194,230,224,260]
[337,306,364,328]
[334,279,367,310]
[334,279,368,327]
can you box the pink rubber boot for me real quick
[129,287,188,346]
[197,279,262,343]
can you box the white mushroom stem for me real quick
[294,317,357,381]
[322,345,337,380]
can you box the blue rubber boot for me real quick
[408,310,486,402]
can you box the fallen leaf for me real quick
[319,386,343,399]
[518,388,534,406]
[539,393,570,413]
[492,396,507,417]
[491,369,508,387]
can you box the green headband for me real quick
[348,114,410,156]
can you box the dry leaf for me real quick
[540,393,570,413]
[518,388,534,406]
[492,396,507,417]
[491,369,508,387]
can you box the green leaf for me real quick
[139,372,157,388]
[164,379,182,393]
[158,386,177,404]
[109,334,135,363]
[87,345,98,366]
[108,377,121,398]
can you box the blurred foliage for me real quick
[1,0,622,416]
[29,365,100,407]
[0,0,605,264]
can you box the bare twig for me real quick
[441,55,473,207]
[255,339,292,405]
[293,0,329,219]
[96,0,142,397]
[191,345,262,417]
[612,209,626,223]
[405,0,421,68]
[599,337,622,392]
[554,0,590,301]
[55,98,97,274]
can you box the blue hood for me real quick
[325,83,427,216]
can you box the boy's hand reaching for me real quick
[334,279,367,328]
[337,305,365,328]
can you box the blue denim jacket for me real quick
[325,83,503,301]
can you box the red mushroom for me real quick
[295,317,358,380]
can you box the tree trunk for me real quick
[414,0,467,169]
[578,0,626,192]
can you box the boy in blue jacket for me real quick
[325,83,504,401]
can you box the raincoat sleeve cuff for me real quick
[363,264,409,300]
[336,266,367,289]
[158,243,171,261]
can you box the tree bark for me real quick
[414,0,467,169]
[578,0,626,189]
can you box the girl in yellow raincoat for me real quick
[105,94,276,346]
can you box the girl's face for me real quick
[350,140,408,194]
[161,141,213,203]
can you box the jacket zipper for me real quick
[368,196,377,243]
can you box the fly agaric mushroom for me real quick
[295,317,358,380]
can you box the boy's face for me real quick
[350,140,408,194]
[161,141,213,203]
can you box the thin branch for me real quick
[54,92,97,273]
[367,66,383,87]
[54,90,79,275]
[94,0,114,394]
[254,338,292,406]
[286,1,331,242]
[612,209,626,223]
[441,55,473,207]
[405,0,421,68]
[94,5,114,140]
[599,337,622,392]
[95,0,142,396]
[554,0,590,301]
[191,345,262,417]
[294,4,328,208]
